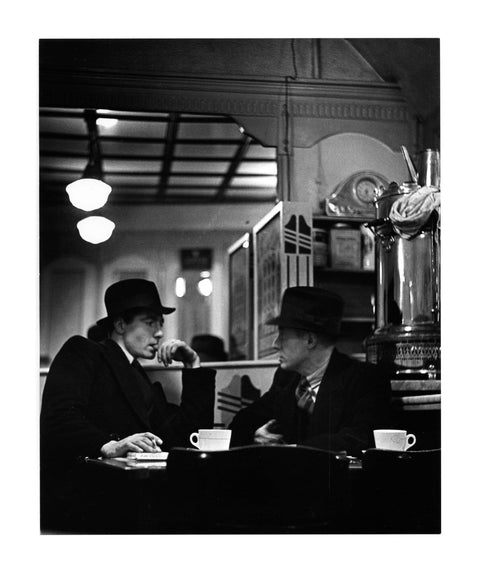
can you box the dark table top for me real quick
[85,452,362,476]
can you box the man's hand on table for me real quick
[100,432,163,458]
[254,419,285,445]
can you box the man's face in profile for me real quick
[273,327,309,372]
[121,312,164,360]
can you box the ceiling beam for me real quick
[41,181,275,192]
[41,192,276,205]
[157,112,179,198]
[40,150,274,162]
[40,132,248,146]
[214,135,252,201]
[40,166,273,177]
[40,109,234,123]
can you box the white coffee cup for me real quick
[373,429,416,451]
[189,429,232,451]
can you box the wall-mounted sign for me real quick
[252,201,313,360]
[181,248,212,270]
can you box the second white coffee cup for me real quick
[373,429,416,451]
[189,428,232,451]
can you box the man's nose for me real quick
[153,325,163,338]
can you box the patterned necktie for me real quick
[295,377,315,415]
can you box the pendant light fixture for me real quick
[77,216,115,244]
[66,109,112,211]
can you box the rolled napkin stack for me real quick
[389,185,440,239]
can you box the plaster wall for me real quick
[40,38,378,82]
[291,133,409,209]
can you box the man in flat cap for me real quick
[40,278,215,531]
[230,287,391,455]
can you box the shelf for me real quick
[391,380,441,392]
[313,214,375,224]
[342,317,374,323]
[314,267,375,274]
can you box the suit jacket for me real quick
[229,350,391,455]
[40,336,216,464]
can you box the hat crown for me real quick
[267,287,344,335]
[103,278,175,320]
[191,334,227,361]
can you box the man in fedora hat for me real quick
[40,278,215,531]
[230,287,391,455]
[191,334,228,362]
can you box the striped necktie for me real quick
[295,377,315,415]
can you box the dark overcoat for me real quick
[40,336,215,531]
[230,350,391,455]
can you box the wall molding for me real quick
[40,69,410,120]
[40,69,413,151]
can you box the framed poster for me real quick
[253,202,313,359]
[228,233,252,360]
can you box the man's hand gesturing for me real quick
[158,339,201,369]
[254,419,285,445]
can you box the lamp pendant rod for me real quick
[83,109,103,171]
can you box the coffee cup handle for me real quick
[189,432,200,449]
[405,433,416,450]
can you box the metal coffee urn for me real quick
[366,149,440,379]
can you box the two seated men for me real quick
[40,279,390,531]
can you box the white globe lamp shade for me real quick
[175,277,186,298]
[197,277,213,297]
[77,216,115,244]
[66,178,112,211]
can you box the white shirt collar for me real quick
[305,347,334,397]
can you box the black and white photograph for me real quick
[38,35,442,536]
[3,3,479,572]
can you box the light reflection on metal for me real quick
[366,154,441,378]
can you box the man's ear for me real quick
[306,331,318,349]
[112,317,126,335]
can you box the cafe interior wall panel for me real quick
[292,133,408,213]
[144,362,278,428]
[40,229,244,357]
[228,233,253,360]
[47,270,85,360]
[213,363,278,428]
[41,260,97,362]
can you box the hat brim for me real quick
[266,315,341,335]
[96,304,175,327]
